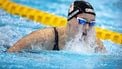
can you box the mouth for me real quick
[79,32,87,41]
[82,32,87,36]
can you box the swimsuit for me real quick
[53,27,59,50]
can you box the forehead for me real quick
[77,13,95,21]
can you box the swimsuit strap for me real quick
[53,27,59,50]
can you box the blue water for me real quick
[0,0,122,69]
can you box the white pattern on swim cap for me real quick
[85,8,94,13]
[69,3,74,13]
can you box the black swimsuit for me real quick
[53,27,59,50]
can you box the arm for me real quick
[7,28,55,52]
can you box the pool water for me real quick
[0,51,121,69]
[0,0,122,69]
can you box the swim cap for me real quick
[68,0,96,21]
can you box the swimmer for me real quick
[7,0,106,53]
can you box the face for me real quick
[76,13,95,35]
[67,13,95,39]
[66,13,97,52]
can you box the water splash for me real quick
[64,25,98,54]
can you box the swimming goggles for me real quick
[77,17,95,26]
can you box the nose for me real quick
[84,24,90,31]
[82,24,89,35]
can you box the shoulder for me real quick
[56,26,66,34]
[30,27,54,35]
[26,27,55,41]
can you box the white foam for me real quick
[64,26,97,54]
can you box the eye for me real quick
[89,21,95,26]
[79,19,86,23]
[90,21,95,23]
[77,17,87,25]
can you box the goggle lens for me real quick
[77,17,95,26]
